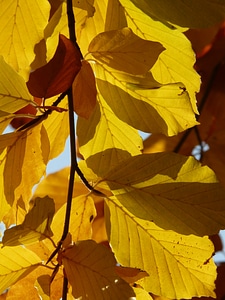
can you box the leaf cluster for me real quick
[0,0,225,299]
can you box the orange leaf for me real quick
[73,60,97,119]
[27,34,81,98]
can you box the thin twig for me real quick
[17,91,68,131]
[61,87,77,242]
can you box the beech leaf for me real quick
[62,240,135,299]
[73,60,97,119]
[119,0,200,113]
[0,245,41,294]
[130,0,225,28]
[103,152,225,236]
[77,98,143,176]
[105,197,216,299]
[0,56,33,113]
[2,196,55,246]
[51,195,96,243]
[27,34,82,98]
[89,27,164,75]
[2,125,48,210]
[0,0,50,79]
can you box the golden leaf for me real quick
[89,27,164,75]
[2,196,55,246]
[105,197,216,299]
[62,240,135,299]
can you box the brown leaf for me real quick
[27,34,82,98]
[73,60,97,119]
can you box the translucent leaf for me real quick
[0,0,50,79]
[62,240,135,299]
[73,60,97,119]
[42,96,69,161]
[27,35,82,99]
[0,245,41,294]
[133,287,153,300]
[95,68,198,135]
[89,27,164,75]
[2,196,55,246]
[33,167,91,212]
[0,56,33,113]
[35,275,51,300]
[119,0,200,113]
[51,195,96,243]
[130,0,225,28]
[77,89,143,176]
[73,0,95,17]
[0,124,48,223]
[104,152,225,236]
[115,266,148,284]
[104,0,127,31]
[105,197,216,299]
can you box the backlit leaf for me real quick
[133,287,153,300]
[119,0,200,113]
[2,196,55,246]
[35,275,51,300]
[130,0,225,28]
[103,152,225,236]
[73,60,97,119]
[89,27,164,75]
[96,74,197,136]
[0,56,33,113]
[0,245,41,294]
[62,240,135,299]
[105,197,216,299]
[51,195,96,243]
[42,96,69,161]
[104,0,127,31]
[73,0,95,17]
[77,91,143,176]
[0,0,50,79]
[27,35,82,99]
[0,124,48,224]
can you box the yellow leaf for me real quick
[77,94,143,176]
[62,240,135,299]
[0,124,48,224]
[76,1,107,55]
[35,275,51,300]
[0,0,50,79]
[73,0,95,17]
[0,56,33,113]
[51,195,96,243]
[130,0,225,28]
[33,167,90,212]
[133,287,153,300]
[2,196,55,246]
[104,0,127,31]
[73,60,97,119]
[119,0,200,113]
[43,96,69,161]
[96,73,198,136]
[0,112,15,134]
[104,153,225,236]
[115,265,148,284]
[105,197,216,299]
[0,245,41,294]
[89,27,164,75]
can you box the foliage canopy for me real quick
[1,0,225,299]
